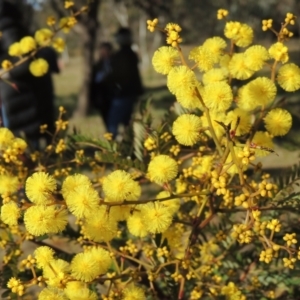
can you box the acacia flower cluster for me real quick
[1,6,300,300]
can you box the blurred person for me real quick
[90,42,113,128]
[107,27,143,138]
[0,0,59,149]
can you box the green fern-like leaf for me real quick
[68,134,114,152]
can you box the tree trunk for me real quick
[73,0,101,117]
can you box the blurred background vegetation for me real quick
[21,0,300,156]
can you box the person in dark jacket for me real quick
[90,42,113,129]
[0,0,59,148]
[107,27,143,138]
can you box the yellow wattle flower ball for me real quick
[141,202,173,234]
[12,138,27,153]
[25,172,56,205]
[52,37,65,53]
[65,185,100,218]
[156,190,180,214]
[29,58,49,77]
[237,77,277,111]
[167,66,197,95]
[277,63,300,92]
[176,83,203,110]
[62,173,92,199]
[245,45,270,71]
[226,108,252,135]
[202,68,228,85]
[264,108,292,136]
[252,131,274,157]
[127,208,148,237]
[202,81,233,112]
[8,42,22,57]
[268,42,289,63]
[24,205,67,236]
[147,154,178,184]
[34,28,53,46]
[70,247,111,282]
[122,285,146,300]
[228,53,254,80]
[0,174,19,195]
[20,36,36,54]
[38,288,66,299]
[43,258,69,285]
[0,128,14,149]
[1,59,12,70]
[34,246,55,269]
[65,281,97,300]
[172,114,202,146]
[0,202,20,226]
[103,170,141,201]
[202,37,227,63]
[189,45,215,72]
[152,46,179,75]
[81,207,118,242]
[224,21,253,47]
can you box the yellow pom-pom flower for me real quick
[122,285,146,300]
[65,281,97,300]
[172,114,202,146]
[38,288,66,299]
[12,138,27,153]
[81,207,118,242]
[202,68,228,85]
[20,36,36,54]
[65,185,100,218]
[62,173,92,199]
[25,172,56,205]
[0,128,14,149]
[8,42,22,56]
[147,155,178,184]
[29,58,49,77]
[34,246,55,269]
[0,174,19,195]
[167,66,197,95]
[217,9,229,20]
[264,108,292,136]
[228,53,254,80]
[141,202,173,233]
[43,258,69,286]
[251,131,274,157]
[202,81,233,112]
[71,247,111,282]
[102,170,141,201]
[127,209,148,237]
[0,202,20,226]
[152,46,179,75]
[189,46,215,72]
[237,77,276,111]
[224,22,253,47]
[24,205,67,236]
[156,190,180,214]
[34,28,53,46]
[52,37,65,53]
[269,42,289,63]
[1,59,12,70]
[202,37,227,63]
[277,63,300,92]
[245,45,270,71]
[226,108,252,136]
[176,83,203,110]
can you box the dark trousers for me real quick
[107,96,135,137]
